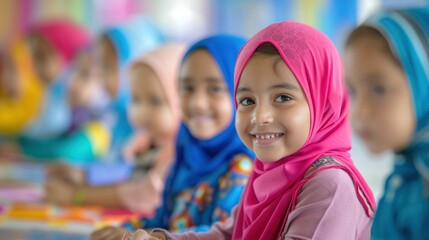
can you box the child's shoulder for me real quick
[304,156,340,177]
[302,156,354,194]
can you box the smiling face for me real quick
[235,52,310,162]
[179,49,233,140]
[129,63,177,145]
[345,28,415,153]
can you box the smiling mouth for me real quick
[250,133,284,145]
[190,115,213,124]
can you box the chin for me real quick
[255,153,282,163]
[191,131,215,140]
[367,145,388,155]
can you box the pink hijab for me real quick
[232,21,376,239]
[30,19,92,64]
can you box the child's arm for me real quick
[117,171,165,213]
[45,178,123,207]
[117,142,174,213]
[154,209,236,240]
[282,168,371,240]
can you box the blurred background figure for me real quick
[345,6,429,239]
[45,43,185,214]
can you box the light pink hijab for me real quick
[232,21,376,239]
[119,43,185,212]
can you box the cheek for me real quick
[389,100,415,147]
[128,105,142,127]
[180,95,191,118]
[235,112,252,148]
[151,109,177,137]
[215,97,233,124]
[283,107,310,142]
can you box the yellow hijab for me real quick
[0,39,44,135]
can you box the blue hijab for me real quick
[365,7,429,240]
[155,35,254,228]
[101,16,165,162]
[23,69,71,139]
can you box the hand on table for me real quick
[122,229,167,240]
[89,226,129,240]
[44,178,77,205]
[46,163,85,184]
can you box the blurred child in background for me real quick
[22,20,92,139]
[45,43,185,214]
[90,35,255,240]
[4,17,164,167]
[345,7,429,240]
[88,16,165,167]
[0,20,100,162]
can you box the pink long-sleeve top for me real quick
[157,167,372,240]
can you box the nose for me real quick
[188,89,209,112]
[251,101,273,125]
[351,95,371,123]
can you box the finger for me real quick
[90,227,113,240]
[132,229,160,240]
[90,227,123,240]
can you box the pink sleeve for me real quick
[283,168,372,240]
[154,206,238,240]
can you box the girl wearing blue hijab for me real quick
[345,7,429,240]
[90,35,254,239]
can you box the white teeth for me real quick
[254,133,281,139]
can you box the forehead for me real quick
[239,53,300,88]
[182,49,217,69]
[180,49,224,82]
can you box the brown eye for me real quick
[239,98,254,106]
[275,95,292,102]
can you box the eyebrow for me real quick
[270,83,299,91]
[237,83,299,93]
[180,77,224,84]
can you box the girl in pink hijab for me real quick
[122,20,376,240]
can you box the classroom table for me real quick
[0,161,141,240]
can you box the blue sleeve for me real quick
[211,154,253,223]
